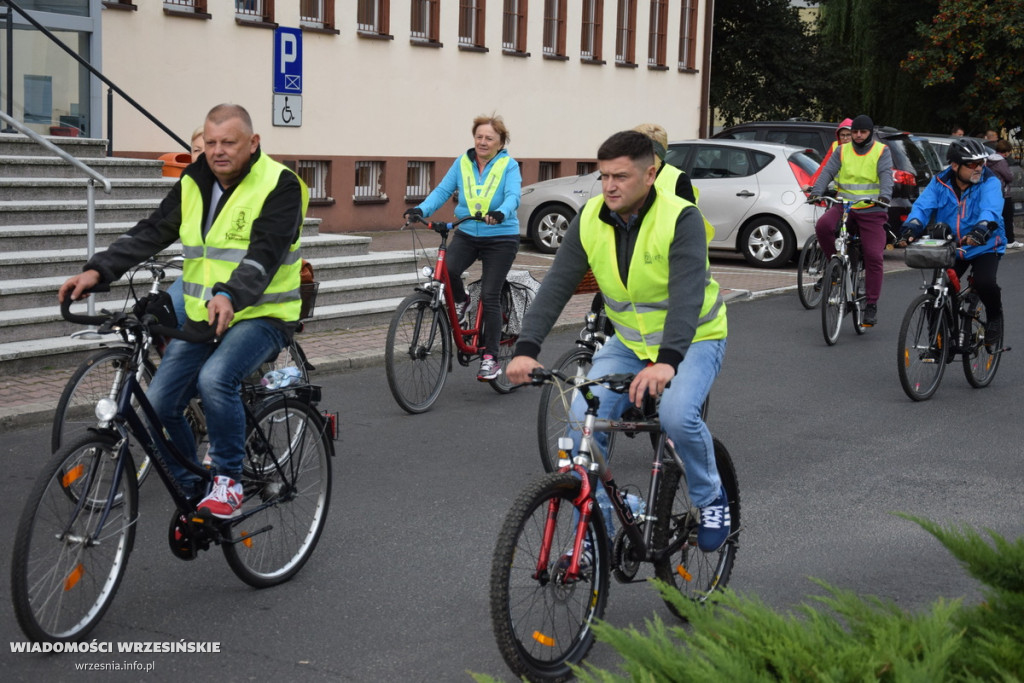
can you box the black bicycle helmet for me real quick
[946,137,990,165]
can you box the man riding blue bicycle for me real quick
[897,137,1006,347]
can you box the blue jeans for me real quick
[568,335,727,536]
[147,318,288,495]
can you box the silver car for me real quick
[518,139,822,267]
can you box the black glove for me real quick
[133,290,178,329]
[485,210,504,223]
[899,219,923,244]
[403,208,423,221]
[963,222,991,246]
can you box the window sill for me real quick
[677,66,698,74]
[411,39,443,48]
[353,196,389,205]
[301,25,340,36]
[102,1,136,11]
[358,31,394,41]
[581,57,606,66]
[543,53,569,62]
[502,49,530,58]
[615,61,639,69]
[309,197,336,207]
[404,195,428,203]
[235,18,279,29]
[647,64,669,71]
[163,8,211,19]
[458,44,489,53]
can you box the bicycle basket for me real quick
[466,269,540,337]
[904,240,955,269]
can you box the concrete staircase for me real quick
[0,133,429,373]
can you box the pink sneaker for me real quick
[197,475,243,519]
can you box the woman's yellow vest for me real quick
[579,190,726,362]
[180,154,308,326]
[460,154,510,216]
[836,141,885,209]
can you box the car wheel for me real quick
[739,217,795,268]
[530,204,574,254]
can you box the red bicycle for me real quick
[385,213,531,413]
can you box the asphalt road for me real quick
[2,262,1023,682]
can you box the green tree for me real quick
[903,0,1024,134]
[710,0,822,126]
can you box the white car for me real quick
[518,139,822,268]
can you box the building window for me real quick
[235,0,273,24]
[163,0,208,15]
[502,0,528,55]
[358,0,390,37]
[678,0,698,71]
[297,160,332,203]
[647,0,667,68]
[406,161,433,201]
[615,0,636,66]
[577,161,597,175]
[580,0,603,62]
[459,0,485,48]
[300,0,335,31]
[542,0,566,58]
[538,161,561,181]
[411,0,440,44]
[354,160,386,202]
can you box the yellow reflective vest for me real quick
[579,191,726,361]
[180,154,308,326]
[836,141,885,209]
[460,154,511,216]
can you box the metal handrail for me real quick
[0,110,112,315]
[1,0,189,154]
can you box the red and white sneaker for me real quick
[197,475,243,519]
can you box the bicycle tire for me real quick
[962,294,1001,388]
[51,347,156,487]
[11,432,138,642]
[537,345,617,473]
[852,259,867,336]
[489,473,610,682]
[796,235,825,309]
[821,258,845,346]
[897,294,948,401]
[385,291,452,413]
[488,338,517,394]
[223,395,333,588]
[652,437,739,619]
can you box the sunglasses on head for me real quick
[962,160,985,169]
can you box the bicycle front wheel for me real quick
[897,294,948,401]
[821,258,846,346]
[796,235,825,309]
[223,396,333,588]
[385,291,452,413]
[852,259,867,335]
[51,347,155,486]
[962,295,1001,388]
[490,473,610,682]
[11,433,138,642]
[488,338,518,394]
[652,437,739,619]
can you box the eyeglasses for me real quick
[838,132,852,140]
[962,160,986,169]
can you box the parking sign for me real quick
[274,27,302,94]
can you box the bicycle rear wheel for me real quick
[897,294,948,401]
[821,258,845,346]
[852,258,867,335]
[652,437,739,619]
[962,295,1001,388]
[223,396,333,588]
[796,235,825,309]
[11,433,138,642]
[51,347,155,486]
[488,338,517,394]
[385,291,452,413]
[490,473,609,683]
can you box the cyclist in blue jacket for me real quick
[898,137,1006,346]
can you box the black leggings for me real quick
[445,231,519,355]
[956,252,1002,319]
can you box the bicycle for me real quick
[796,233,826,309]
[11,293,334,642]
[490,368,740,682]
[385,213,537,413]
[51,258,317,478]
[813,196,888,345]
[896,232,1009,401]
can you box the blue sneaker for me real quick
[697,486,731,552]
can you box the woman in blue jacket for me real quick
[899,137,1006,345]
[405,114,521,381]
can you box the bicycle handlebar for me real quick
[61,290,217,344]
[403,212,486,235]
[529,367,637,394]
[807,196,890,209]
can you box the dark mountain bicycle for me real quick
[11,292,334,642]
[490,368,740,682]
[897,231,1009,401]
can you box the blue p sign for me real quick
[274,27,302,94]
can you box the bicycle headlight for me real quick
[95,397,117,422]
[421,266,434,279]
